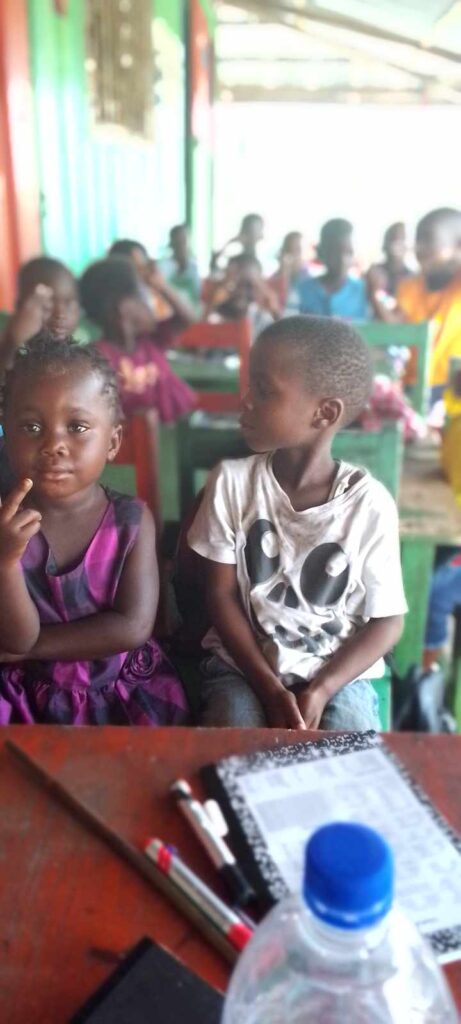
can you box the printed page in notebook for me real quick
[212,735,461,963]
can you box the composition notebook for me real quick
[202,732,461,964]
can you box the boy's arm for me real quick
[207,560,306,729]
[10,507,159,662]
[297,615,403,728]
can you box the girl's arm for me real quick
[366,268,406,323]
[210,238,238,273]
[24,507,158,662]
[0,287,54,375]
[0,479,42,653]
[207,560,306,729]
[147,264,196,329]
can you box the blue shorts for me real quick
[199,654,380,731]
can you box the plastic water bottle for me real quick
[222,822,458,1023]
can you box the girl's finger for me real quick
[35,284,53,300]
[21,518,42,542]
[14,509,42,531]
[0,479,33,519]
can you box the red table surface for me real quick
[0,728,460,1023]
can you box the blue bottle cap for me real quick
[304,823,394,930]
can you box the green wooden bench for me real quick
[176,415,403,515]
[355,321,431,416]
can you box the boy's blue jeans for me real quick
[425,551,461,649]
[199,654,380,730]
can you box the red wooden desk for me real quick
[0,728,460,1023]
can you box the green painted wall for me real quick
[27,0,187,271]
[186,0,215,269]
[153,0,187,257]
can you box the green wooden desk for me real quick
[168,352,238,393]
[397,441,461,725]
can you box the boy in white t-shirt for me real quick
[188,315,407,730]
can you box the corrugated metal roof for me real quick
[217,1,461,102]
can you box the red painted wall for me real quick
[0,0,40,309]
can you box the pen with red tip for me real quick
[144,838,253,952]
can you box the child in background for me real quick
[206,254,279,340]
[109,239,157,312]
[210,214,265,274]
[299,219,369,320]
[367,222,412,319]
[268,232,310,316]
[396,208,461,399]
[162,225,201,311]
[0,336,187,725]
[0,256,80,375]
[423,550,461,672]
[188,316,406,729]
[109,239,152,284]
[108,238,195,322]
[80,258,195,422]
[0,257,82,498]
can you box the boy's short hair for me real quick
[319,219,352,248]
[1,333,122,423]
[383,222,404,250]
[257,315,372,426]
[240,213,263,233]
[170,224,187,241]
[17,256,74,303]
[79,257,138,326]
[108,238,147,259]
[281,231,302,252]
[416,207,461,242]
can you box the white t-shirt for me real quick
[188,455,407,685]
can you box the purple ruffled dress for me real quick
[0,491,188,725]
[96,323,196,422]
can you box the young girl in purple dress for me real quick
[0,336,188,725]
[79,257,196,422]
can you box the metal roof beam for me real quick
[226,0,461,64]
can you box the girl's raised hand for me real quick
[145,260,168,293]
[9,285,53,347]
[0,479,42,567]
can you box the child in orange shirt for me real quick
[396,208,461,398]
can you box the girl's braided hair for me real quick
[0,333,122,425]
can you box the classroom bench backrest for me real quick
[332,423,403,500]
[175,319,251,413]
[355,321,430,416]
[176,417,403,518]
[100,411,162,531]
